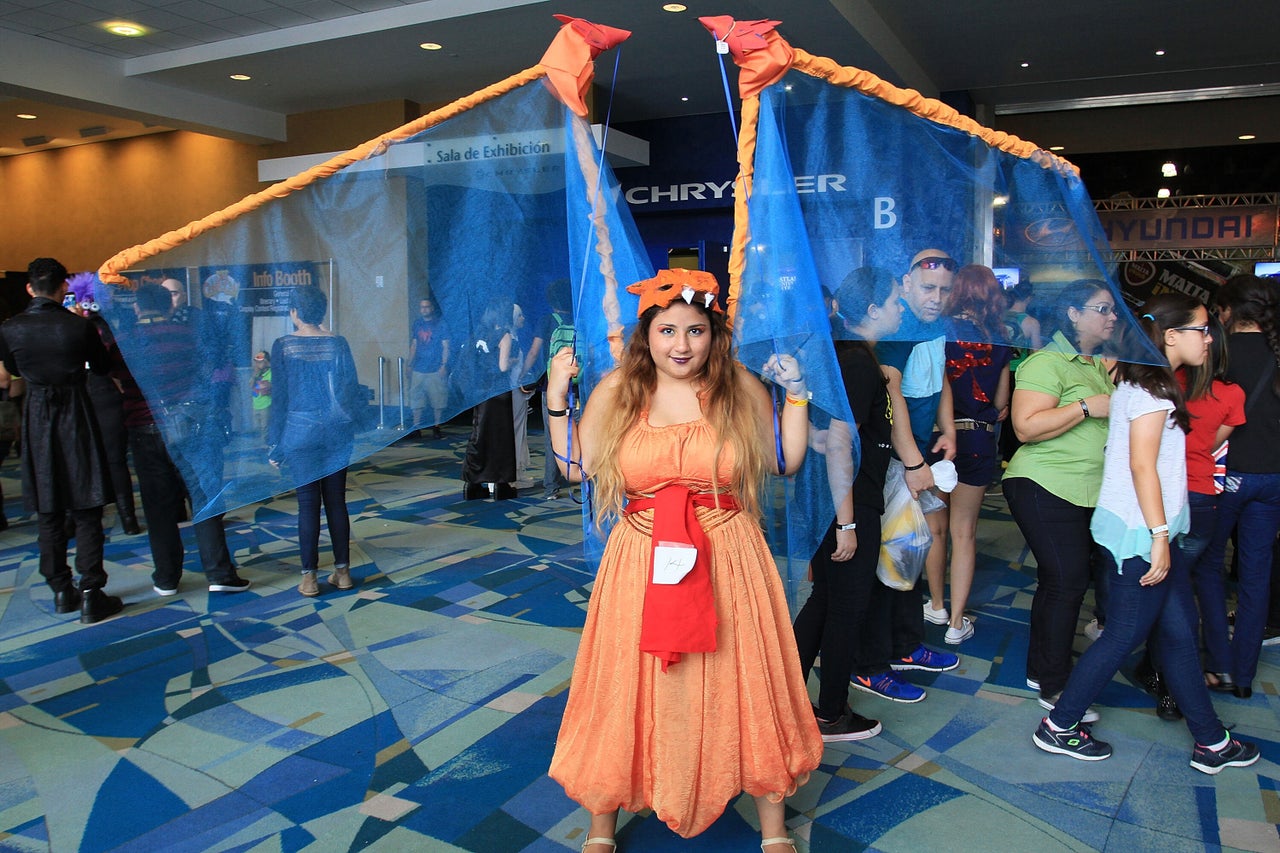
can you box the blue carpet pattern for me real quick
[0,426,1277,852]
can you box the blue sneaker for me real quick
[851,672,926,703]
[890,644,959,672]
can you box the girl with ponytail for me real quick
[1032,293,1259,774]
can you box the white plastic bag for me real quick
[877,459,933,590]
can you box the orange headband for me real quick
[626,269,723,318]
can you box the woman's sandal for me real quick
[581,838,616,852]
[761,837,795,851]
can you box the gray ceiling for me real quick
[2,0,1279,160]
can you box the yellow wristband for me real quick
[785,394,809,407]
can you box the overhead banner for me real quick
[1098,205,1278,251]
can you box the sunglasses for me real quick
[1172,324,1211,336]
[1079,303,1115,316]
[910,257,957,272]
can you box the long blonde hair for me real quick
[590,303,771,525]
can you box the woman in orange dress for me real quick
[545,269,822,852]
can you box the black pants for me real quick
[130,428,234,589]
[89,376,137,519]
[1004,476,1095,695]
[794,508,883,718]
[37,507,105,592]
[297,468,350,572]
[463,392,516,485]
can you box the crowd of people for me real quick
[1,255,1276,850]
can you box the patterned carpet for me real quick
[0,426,1277,852]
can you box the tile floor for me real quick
[0,427,1277,852]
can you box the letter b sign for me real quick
[874,197,897,230]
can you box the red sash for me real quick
[625,485,739,671]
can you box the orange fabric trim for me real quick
[725,96,760,327]
[98,65,548,285]
[568,117,626,349]
[789,48,1079,177]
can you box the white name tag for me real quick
[653,541,697,585]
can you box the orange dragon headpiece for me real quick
[626,269,723,318]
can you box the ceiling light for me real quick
[992,195,1009,207]
[680,96,689,102]
[1155,49,1166,56]
[1239,134,1256,140]
[1161,161,1178,178]
[663,4,688,12]
[1020,62,1030,68]
[229,74,251,81]
[16,113,37,120]
[1049,145,1065,151]
[1157,188,1171,199]
[104,21,146,37]
[419,42,442,50]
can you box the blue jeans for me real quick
[1050,545,1225,745]
[1201,471,1280,686]
[1181,491,1230,673]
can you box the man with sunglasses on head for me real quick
[852,248,960,705]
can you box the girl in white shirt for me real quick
[1032,292,1260,775]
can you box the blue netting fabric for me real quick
[94,80,652,526]
[739,70,1165,593]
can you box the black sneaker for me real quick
[1156,680,1183,722]
[208,576,252,593]
[1190,735,1260,775]
[814,705,881,742]
[1033,717,1112,761]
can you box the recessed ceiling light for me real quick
[1049,145,1065,151]
[1239,134,1257,140]
[1020,61,1030,68]
[680,96,689,102]
[419,42,442,50]
[1155,49,1166,56]
[104,21,146,37]
[1157,188,1171,199]
[663,4,688,12]
[16,113,37,120]
[229,74,251,81]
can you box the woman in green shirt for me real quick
[1002,280,1117,714]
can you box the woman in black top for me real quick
[792,266,903,741]
[269,287,361,597]
[1203,274,1280,698]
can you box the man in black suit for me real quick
[0,258,124,623]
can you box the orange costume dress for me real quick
[549,414,824,838]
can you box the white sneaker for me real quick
[1038,692,1100,724]
[1083,618,1104,642]
[923,602,950,625]
[944,616,974,644]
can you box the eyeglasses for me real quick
[164,290,182,299]
[1079,303,1115,316]
[910,257,957,272]
[1172,324,1211,336]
